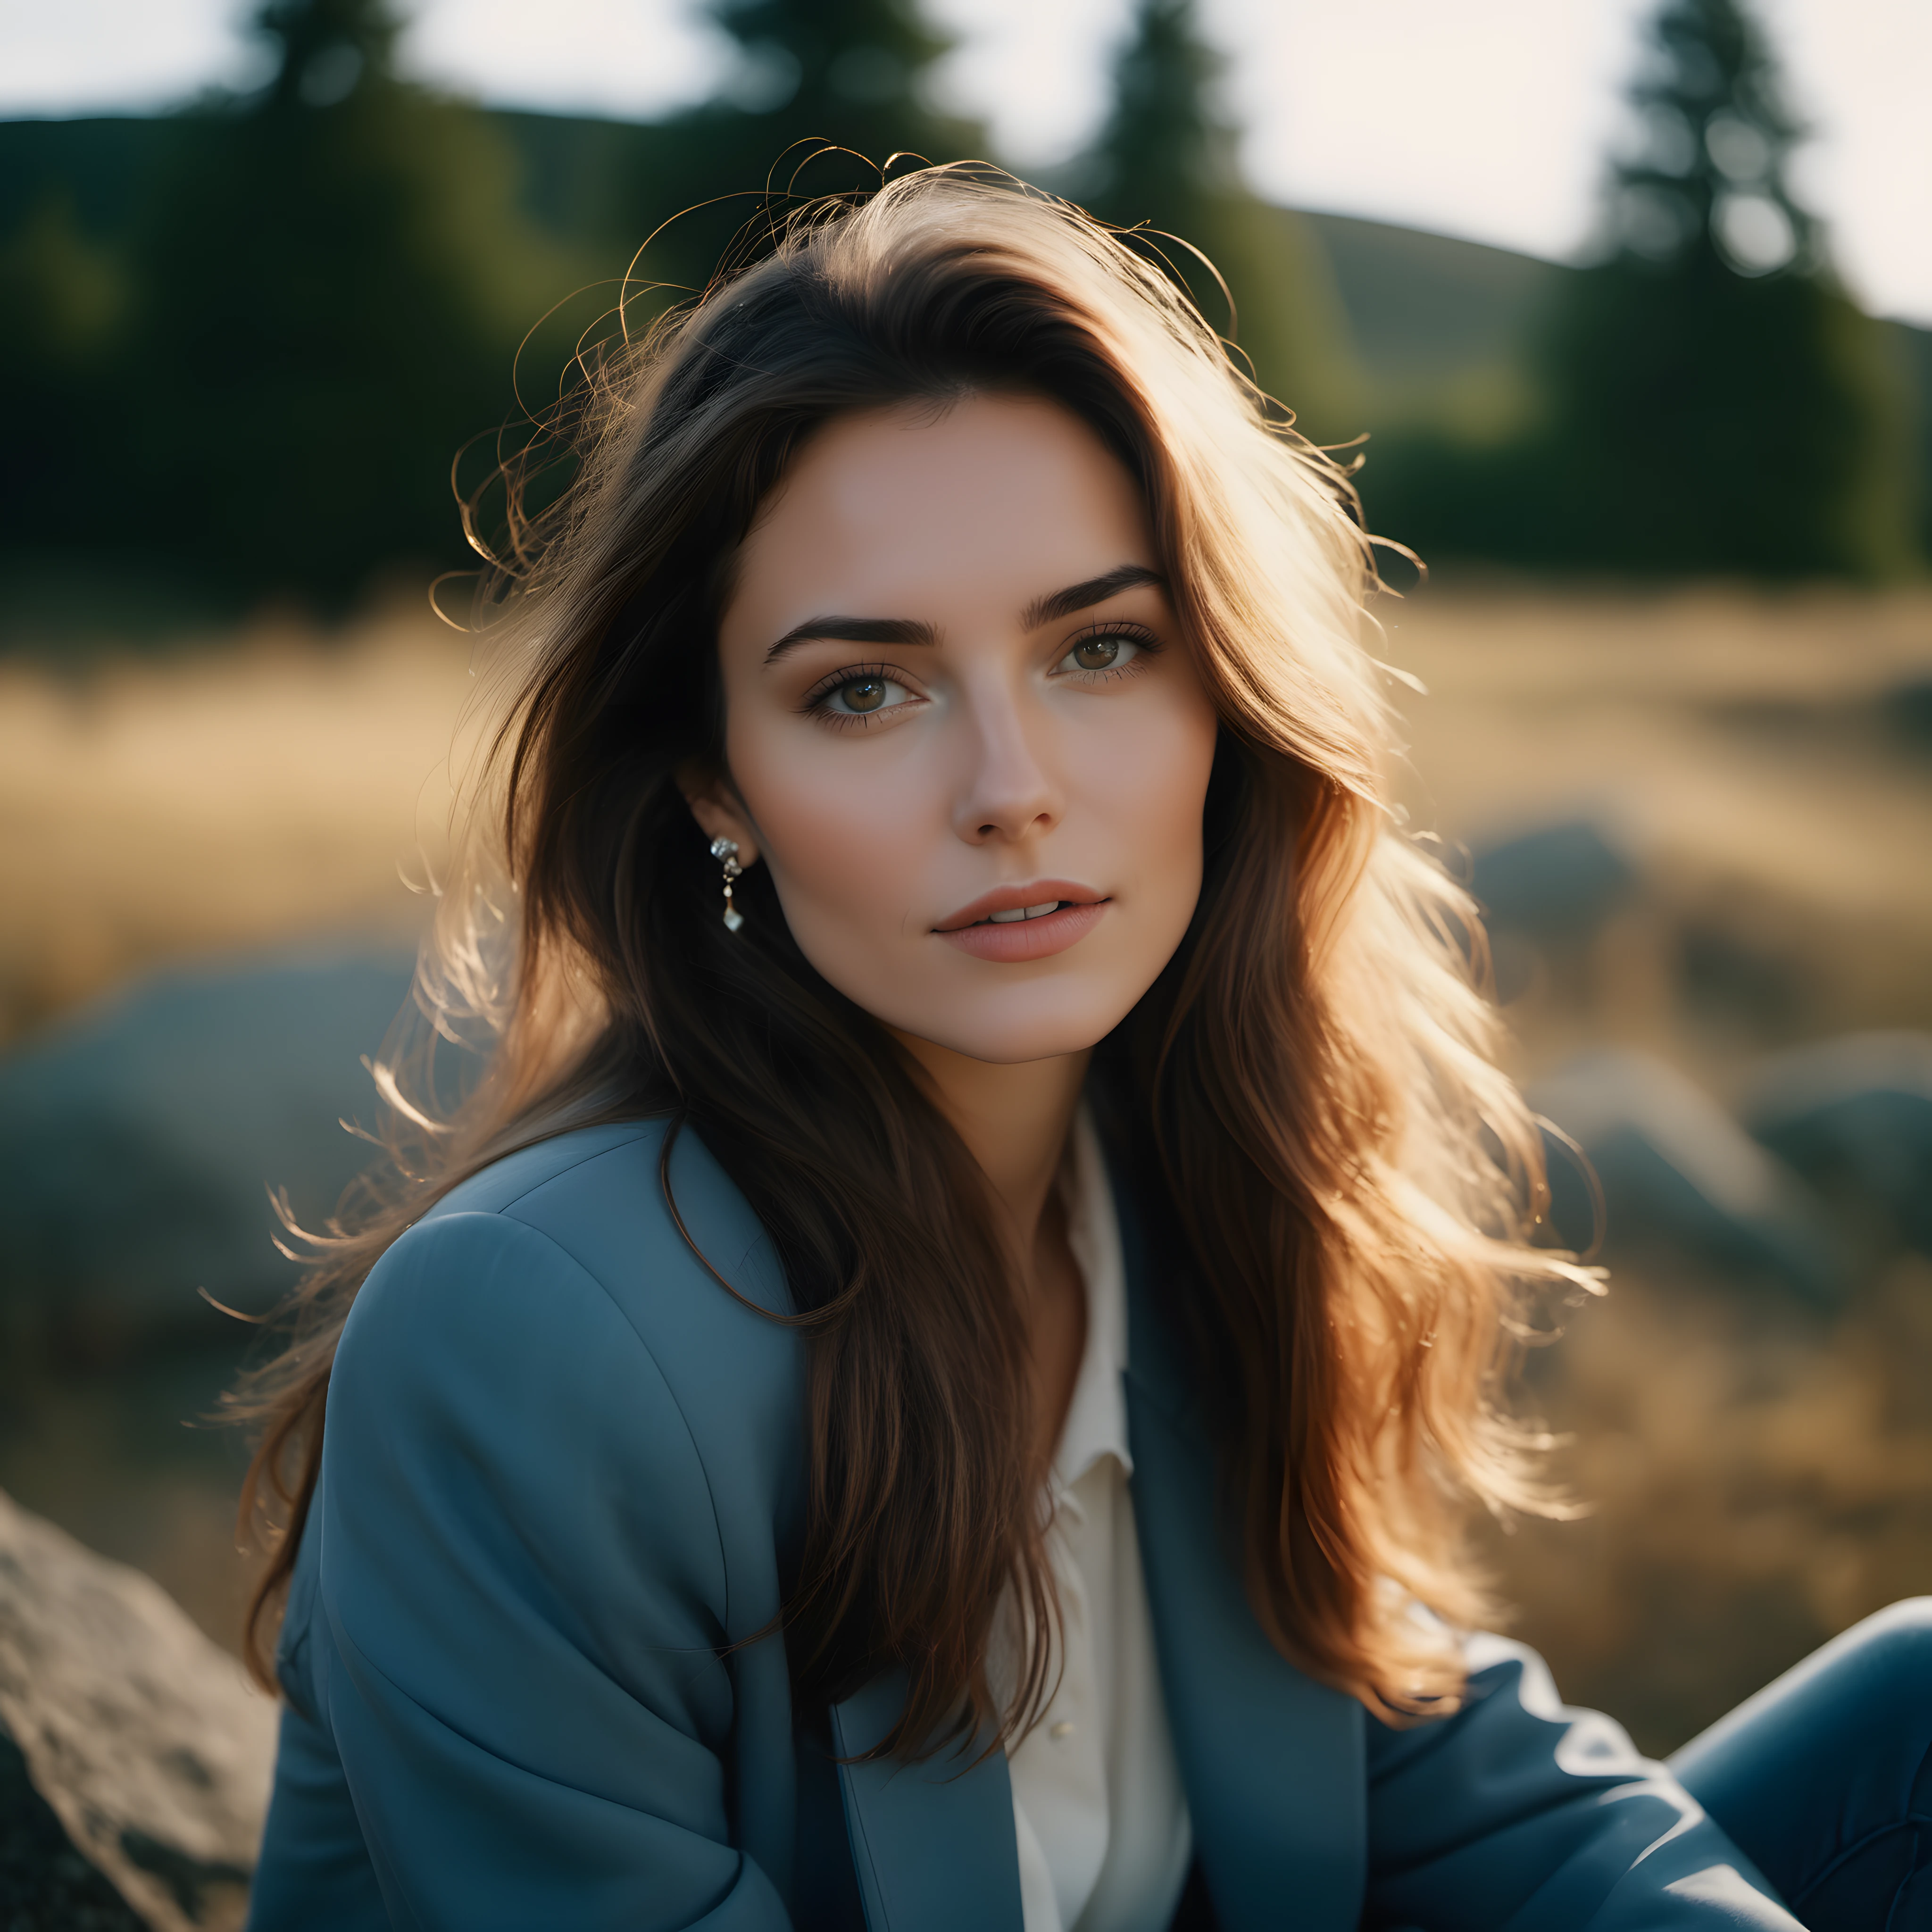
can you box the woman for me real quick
[239,170,1931,1930]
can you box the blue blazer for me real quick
[248,1119,1794,1930]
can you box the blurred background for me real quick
[2,0,1930,1762]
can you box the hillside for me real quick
[1306,207,1931,482]
[2,110,1925,595]
[1306,209,1568,379]
[0,113,1670,389]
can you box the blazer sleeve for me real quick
[1363,1634,1802,1931]
[314,1209,792,1932]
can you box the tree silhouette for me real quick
[124,0,553,603]
[0,193,126,570]
[708,0,980,182]
[1607,0,1811,278]
[588,0,984,353]
[256,0,400,113]
[1528,0,1917,577]
[1085,0,1228,232]
[1078,0,1357,442]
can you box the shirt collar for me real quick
[1051,1104,1133,1491]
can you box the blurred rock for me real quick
[0,1488,277,1932]
[1742,1033,1932,1257]
[0,945,414,1340]
[1531,1049,1840,1304]
[1879,674,1932,751]
[1,1729,149,1929]
[1471,818,1638,940]
[1675,914,1809,1038]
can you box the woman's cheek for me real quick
[739,730,935,933]
[1079,697,1216,881]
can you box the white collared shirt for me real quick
[996,1110,1194,1932]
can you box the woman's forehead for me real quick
[724,393,1154,642]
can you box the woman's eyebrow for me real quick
[1022,563,1166,630]
[764,615,939,663]
[761,563,1164,662]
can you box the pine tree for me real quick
[125,0,555,602]
[1528,0,1916,577]
[1078,0,1357,441]
[0,194,126,568]
[1608,0,1811,279]
[709,0,980,180]
[1085,0,1228,235]
[599,0,983,320]
[255,0,400,114]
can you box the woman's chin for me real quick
[883,992,1134,1068]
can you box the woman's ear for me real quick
[675,765,761,869]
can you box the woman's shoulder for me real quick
[423,1117,666,1222]
[400,1113,793,1328]
[312,1118,808,1686]
[334,1117,804,1522]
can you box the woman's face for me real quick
[701,391,1220,1066]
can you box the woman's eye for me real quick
[1059,632,1144,675]
[823,672,910,716]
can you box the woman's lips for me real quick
[937,899,1108,962]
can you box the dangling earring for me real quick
[710,836,745,932]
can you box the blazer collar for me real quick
[830,1671,1023,1928]
[1114,1148,1368,1932]
[828,1139,1367,1932]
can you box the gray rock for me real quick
[1880,674,1932,751]
[1,1726,148,1928]
[0,944,415,1336]
[1531,1049,1840,1304]
[1471,818,1637,940]
[0,1488,277,1932]
[1742,1033,1932,1257]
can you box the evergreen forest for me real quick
[1,0,1925,633]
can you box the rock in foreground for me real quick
[0,1489,277,1932]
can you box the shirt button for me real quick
[1049,1720,1075,1740]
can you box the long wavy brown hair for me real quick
[232,165,1588,1756]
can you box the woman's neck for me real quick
[891,1033,1092,1261]
[892,1033,1093,1471]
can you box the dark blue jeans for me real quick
[1670,1600,1932,1929]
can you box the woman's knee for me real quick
[1803,1599,1932,1707]
[1672,1599,1932,1788]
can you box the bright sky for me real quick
[5,0,1928,325]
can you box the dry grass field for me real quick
[0,601,473,1046]
[3,579,1931,1750]
[1391,583,1932,1744]
[1387,583,1932,1074]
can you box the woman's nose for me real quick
[950,687,1063,845]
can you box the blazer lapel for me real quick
[830,1670,1024,1932]
[1116,1188,1369,1932]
